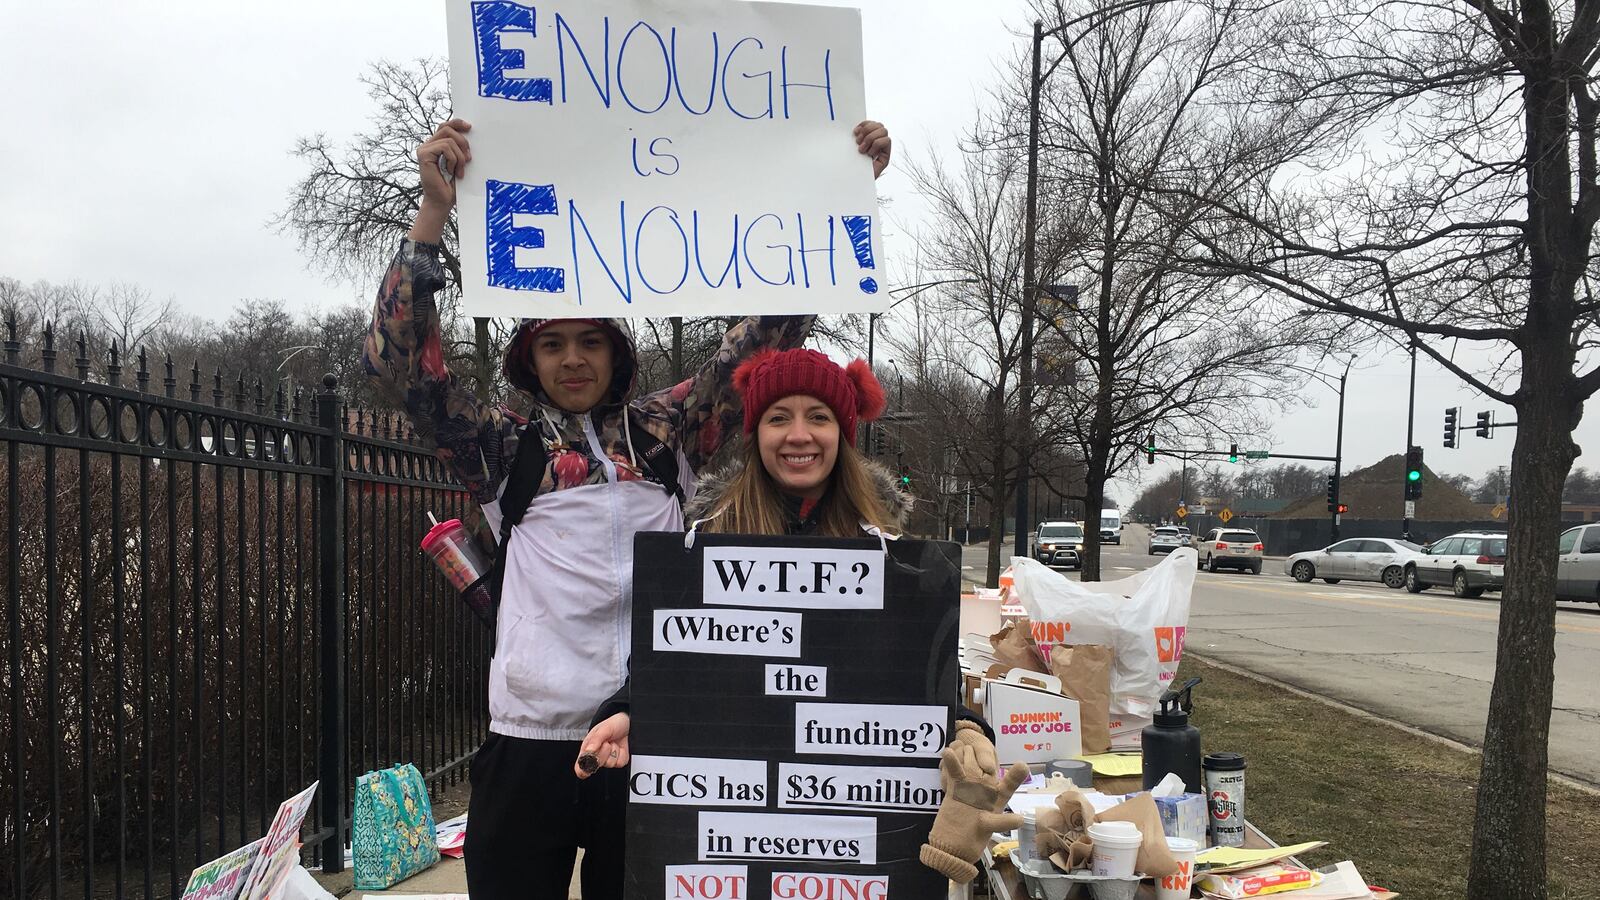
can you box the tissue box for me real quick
[1155,792,1208,845]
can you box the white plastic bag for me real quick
[1010,548,1195,719]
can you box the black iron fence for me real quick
[0,319,492,900]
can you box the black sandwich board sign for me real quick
[625,532,963,900]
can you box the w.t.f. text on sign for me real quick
[445,0,883,318]
[628,532,962,899]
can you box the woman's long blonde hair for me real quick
[702,437,898,537]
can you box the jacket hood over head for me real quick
[686,456,914,532]
[503,317,639,410]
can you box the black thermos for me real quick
[1141,677,1203,793]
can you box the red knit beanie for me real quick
[733,348,887,446]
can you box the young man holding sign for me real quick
[365,113,888,898]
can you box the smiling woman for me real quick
[696,347,902,538]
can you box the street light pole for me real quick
[1014,19,1045,559]
[1403,339,1417,540]
[865,278,977,449]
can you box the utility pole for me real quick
[1014,19,1045,559]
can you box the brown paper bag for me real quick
[1048,644,1113,754]
[1098,792,1178,877]
[990,618,1049,674]
[1035,788,1097,871]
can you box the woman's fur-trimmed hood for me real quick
[686,457,914,531]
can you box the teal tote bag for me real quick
[352,763,441,890]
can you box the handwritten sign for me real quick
[628,533,961,899]
[445,0,883,318]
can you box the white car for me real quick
[1556,525,1600,604]
[1404,531,1507,597]
[1284,537,1424,588]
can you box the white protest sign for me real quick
[702,544,885,609]
[445,0,884,318]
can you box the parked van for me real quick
[1098,509,1123,545]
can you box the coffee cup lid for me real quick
[1202,752,1247,771]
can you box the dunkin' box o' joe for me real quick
[984,671,1083,766]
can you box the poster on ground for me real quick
[627,532,962,900]
[179,839,265,900]
[444,0,883,318]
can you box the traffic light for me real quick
[1475,410,1493,439]
[898,467,911,488]
[1405,445,1424,500]
[1443,407,1458,449]
[1147,434,1156,465]
[1336,503,1349,514]
[1228,443,1239,464]
[1326,474,1339,512]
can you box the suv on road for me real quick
[1148,526,1185,555]
[1404,531,1507,597]
[1196,528,1264,574]
[1033,521,1086,570]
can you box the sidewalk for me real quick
[330,853,581,899]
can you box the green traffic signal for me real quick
[1407,469,1421,482]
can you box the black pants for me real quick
[465,732,628,900]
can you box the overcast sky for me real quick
[2,0,1586,505]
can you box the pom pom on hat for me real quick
[733,348,886,446]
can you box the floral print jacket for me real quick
[363,238,815,515]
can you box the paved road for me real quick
[959,525,1600,784]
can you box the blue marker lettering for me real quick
[721,37,774,120]
[634,206,690,294]
[568,199,633,305]
[841,215,877,293]
[793,213,836,288]
[648,137,680,175]
[743,214,794,286]
[618,20,672,114]
[555,12,611,107]
[472,1,552,102]
[692,210,742,289]
[671,27,720,115]
[485,180,564,292]
[780,46,834,121]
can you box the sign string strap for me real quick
[859,521,898,555]
[683,511,724,550]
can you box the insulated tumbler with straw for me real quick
[421,514,492,591]
[422,513,498,625]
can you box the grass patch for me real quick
[1180,656,1600,900]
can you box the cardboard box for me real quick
[1155,792,1209,845]
[984,671,1083,765]
[998,599,1027,627]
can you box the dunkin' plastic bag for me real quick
[1010,548,1195,719]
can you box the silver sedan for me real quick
[1284,537,1425,588]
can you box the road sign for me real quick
[1190,505,1208,515]
[1491,502,1506,520]
[1404,500,1416,519]
[1245,450,1270,460]
[1176,505,1188,519]
[1219,508,1234,524]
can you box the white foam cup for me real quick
[1015,810,1037,867]
[1155,836,1199,900]
[1087,821,1143,878]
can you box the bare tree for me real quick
[1004,0,1341,579]
[898,145,1036,585]
[1105,0,1600,890]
